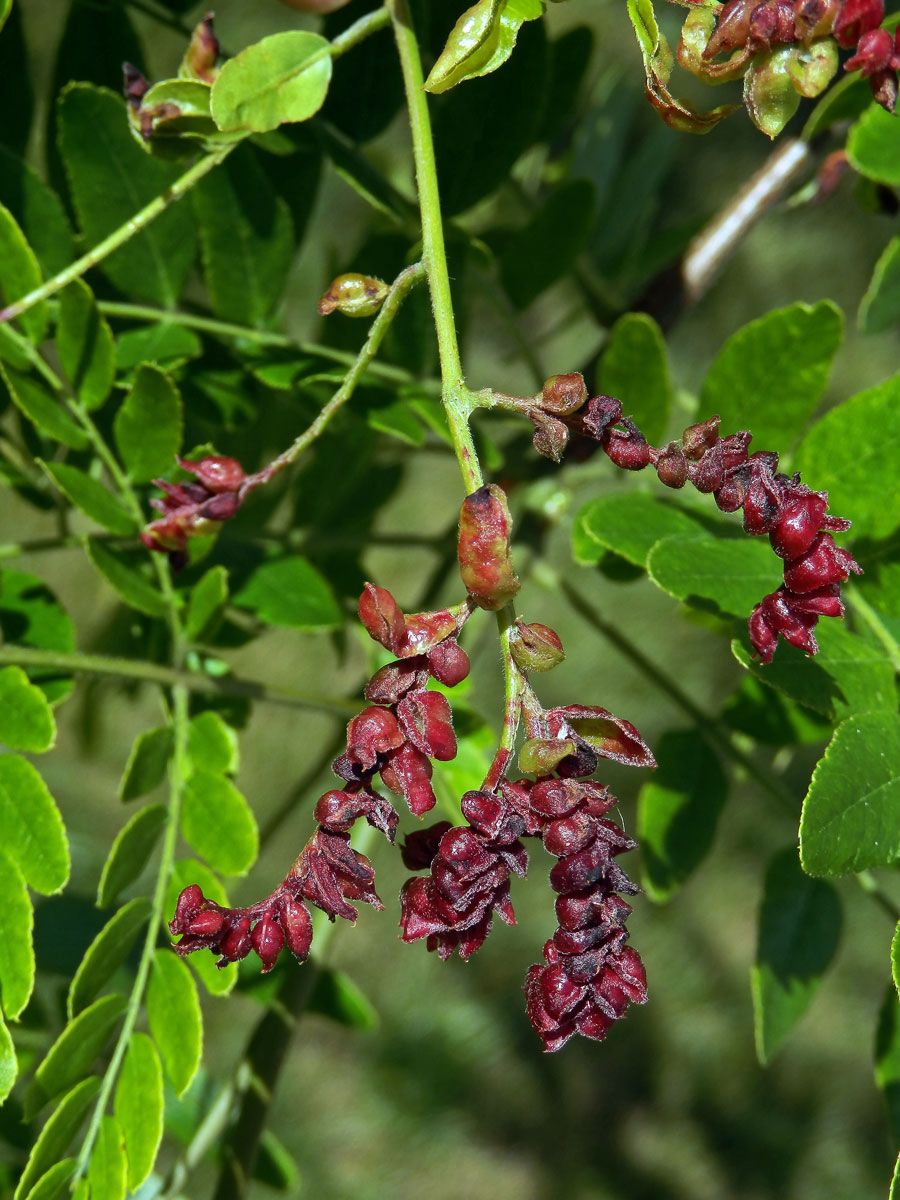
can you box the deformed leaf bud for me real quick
[541,373,588,416]
[510,621,566,673]
[457,484,521,611]
[655,442,688,488]
[181,14,220,83]
[682,416,720,460]
[531,412,570,462]
[318,273,390,318]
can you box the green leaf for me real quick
[0,848,33,1020]
[114,323,202,373]
[97,804,167,909]
[876,984,900,1143]
[0,364,88,450]
[894,920,900,1000]
[185,565,228,642]
[731,620,897,721]
[0,756,68,894]
[792,372,900,542]
[0,569,75,706]
[21,1160,75,1200]
[27,994,127,1118]
[847,101,900,186]
[0,203,46,343]
[0,664,55,752]
[40,462,136,537]
[800,712,900,876]
[67,898,152,1018]
[723,672,832,747]
[572,492,704,568]
[499,179,595,310]
[119,726,173,802]
[211,31,332,134]
[146,949,202,1096]
[309,966,379,1030]
[859,236,900,335]
[637,730,728,903]
[56,280,115,411]
[0,147,74,278]
[181,771,258,876]
[599,312,672,447]
[426,0,545,94]
[114,365,182,483]
[697,301,843,450]
[14,1077,100,1200]
[165,858,237,996]
[85,539,169,618]
[114,1032,163,1191]
[367,400,425,446]
[751,848,842,1063]
[232,556,340,630]
[87,1114,127,1200]
[193,142,294,327]
[647,533,781,618]
[0,1011,15,1106]
[188,711,239,776]
[254,1130,301,1192]
[57,84,196,307]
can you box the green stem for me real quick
[0,644,358,713]
[847,587,900,675]
[482,603,525,791]
[265,262,425,474]
[0,146,235,328]
[388,0,482,494]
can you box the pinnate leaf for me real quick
[119,726,173,802]
[87,1114,127,1200]
[146,949,202,1096]
[800,711,900,876]
[697,301,843,451]
[27,994,127,1118]
[599,313,672,446]
[14,1077,100,1200]
[40,462,136,537]
[181,771,258,875]
[0,664,55,752]
[0,364,88,450]
[647,533,781,618]
[114,364,182,483]
[85,539,169,618]
[232,555,340,630]
[211,31,332,133]
[97,804,167,909]
[0,848,34,1020]
[57,280,115,411]
[0,755,69,894]
[751,848,841,1063]
[573,492,703,568]
[67,898,151,1018]
[114,1033,163,1191]
[792,371,900,542]
[426,0,544,94]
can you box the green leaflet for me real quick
[848,101,900,186]
[876,984,900,1143]
[0,202,46,343]
[181,771,258,876]
[647,533,781,618]
[0,847,34,1020]
[368,400,426,447]
[14,1077,100,1200]
[750,848,842,1063]
[210,31,332,134]
[0,664,56,752]
[188,711,239,776]
[114,1033,164,1191]
[425,0,545,94]
[894,920,900,1000]
[232,555,340,630]
[0,569,75,706]
[185,565,229,642]
[0,755,69,894]
[113,364,183,483]
[56,280,115,411]
[572,492,704,568]
[599,312,672,447]
[97,804,167,909]
[26,994,127,1117]
[697,301,843,451]
[800,711,900,876]
[0,147,74,277]
[87,1114,127,1200]
[21,1159,75,1200]
[57,84,196,307]
[146,949,202,1096]
[792,371,900,542]
[0,364,88,450]
[309,966,379,1031]
[0,1010,15,1105]
[118,726,174,802]
[858,236,900,335]
[39,462,136,537]
[67,897,152,1018]
[114,324,202,373]
[85,539,170,618]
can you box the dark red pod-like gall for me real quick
[457,484,521,611]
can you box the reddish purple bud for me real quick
[541,373,588,416]
[785,583,845,617]
[187,909,225,936]
[601,422,652,471]
[794,0,840,39]
[540,965,588,1020]
[578,395,623,440]
[345,706,405,768]
[682,416,721,459]
[704,0,755,56]
[845,25,895,74]
[177,455,245,493]
[655,442,688,489]
[547,705,656,769]
[510,621,565,673]
[171,884,204,932]
[426,639,470,687]
[401,822,453,871]
[364,658,427,705]
[770,492,827,559]
[401,607,465,656]
[396,690,457,761]
[251,916,285,973]
[281,898,313,960]
[869,66,899,113]
[379,742,437,817]
[833,0,883,46]
[457,484,521,611]
[219,915,253,961]
[358,583,406,653]
[123,62,150,107]
[543,811,598,858]
[782,533,862,593]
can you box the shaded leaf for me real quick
[751,848,841,1063]
[211,31,332,134]
[0,847,33,1020]
[800,711,900,876]
[572,492,703,567]
[40,462,136,537]
[894,919,900,1000]
[26,994,127,1118]
[185,565,228,642]
[309,966,379,1030]
[599,312,672,447]
[85,539,169,618]
[876,983,900,1142]
[14,1077,100,1200]
[254,1130,301,1191]
[0,664,56,752]
[97,804,167,909]
[368,400,425,446]
[232,556,340,630]
[188,711,238,776]
[114,365,182,483]
[181,771,258,876]
[0,755,68,894]
[67,898,152,1018]
[859,236,900,335]
[146,949,202,1096]
[0,364,88,450]
[499,179,595,310]
[847,101,900,186]
[0,147,74,277]
[0,202,46,343]
[114,1033,164,1192]
[87,1114,127,1200]
[114,324,202,373]
[647,533,781,618]
[56,280,115,411]
[697,301,843,451]
[0,569,75,706]
[119,726,174,802]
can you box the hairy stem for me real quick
[482,603,525,791]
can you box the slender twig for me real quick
[482,603,525,791]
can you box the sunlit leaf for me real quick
[26,994,126,1117]
[185,565,228,642]
[181,771,258,876]
[232,556,340,630]
[0,755,68,894]
[0,364,88,450]
[146,949,202,1096]
[211,31,332,134]
[114,364,183,483]
[0,847,33,1020]
[0,202,46,343]
[118,726,173,803]
[97,804,167,909]
[572,492,704,568]
[188,710,239,776]
[14,1077,99,1200]
[425,0,545,94]
[0,664,56,752]
[67,898,151,1018]
[86,1114,127,1200]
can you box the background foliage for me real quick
[3,0,900,1197]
